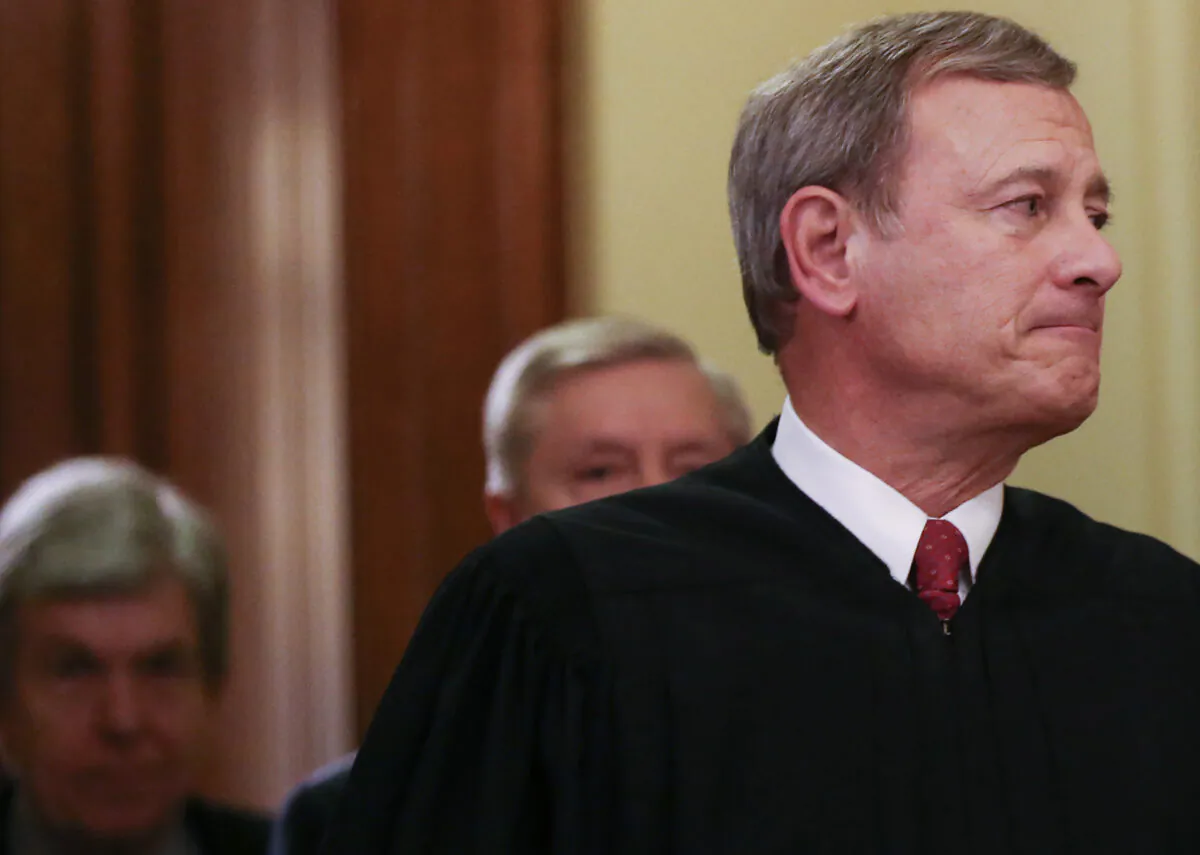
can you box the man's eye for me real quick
[1089,210,1110,230]
[577,466,614,482]
[1008,196,1042,216]
[141,651,193,679]
[51,657,99,679]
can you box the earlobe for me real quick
[779,187,859,317]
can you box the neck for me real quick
[12,791,181,855]
[782,364,1032,518]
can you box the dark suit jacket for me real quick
[186,799,272,855]
[269,754,354,855]
[0,778,270,855]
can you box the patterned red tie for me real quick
[909,519,967,624]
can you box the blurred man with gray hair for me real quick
[481,315,752,531]
[0,458,269,855]
[271,316,752,855]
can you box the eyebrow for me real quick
[576,438,723,456]
[37,636,189,657]
[577,440,636,456]
[666,440,725,455]
[976,165,1113,205]
[134,641,195,664]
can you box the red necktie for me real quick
[909,519,967,623]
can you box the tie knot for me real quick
[910,519,968,622]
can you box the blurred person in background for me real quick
[480,315,753,532]
[269,315,753,855]
[0,458,270,855]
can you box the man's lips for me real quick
[1029,316,1101,334]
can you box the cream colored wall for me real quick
[571,0,1200,558]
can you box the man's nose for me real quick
[97,673,145,739]
[1053,215,1122,294]
[637,460,673,489]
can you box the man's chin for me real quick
[70,804,175,844]
[1025,385,1100,443]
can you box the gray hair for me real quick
[728,11,1076,354]
[483,316,753,495]
[0,458,229,691]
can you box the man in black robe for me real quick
[322,11,1200,854]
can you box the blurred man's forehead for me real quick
[535,362,721,434]
[16,578,199,654]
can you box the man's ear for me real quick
[483,491,521,535]
[779,187,861,317]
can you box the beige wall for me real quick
[571,0,1200,558]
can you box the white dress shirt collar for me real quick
[771,398,1003,592]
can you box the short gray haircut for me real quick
[728,11,1076,354]
[0,458,229,691]
[484,316,753,495]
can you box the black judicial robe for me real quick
[323,422,1200,854]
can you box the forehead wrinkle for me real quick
[971,132,1073,188]
[969,149,1109,207]
[910,80,1095,171]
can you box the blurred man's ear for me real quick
[483,491,521,535]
